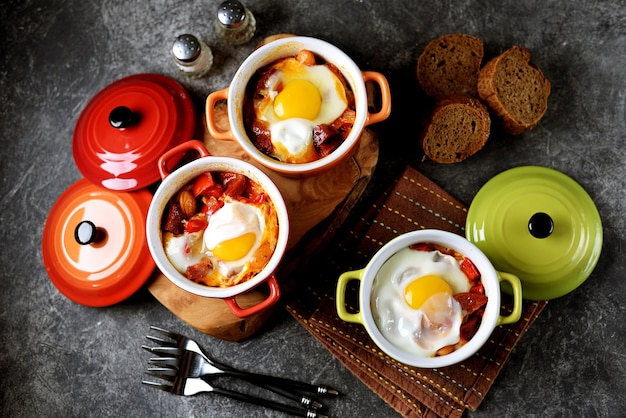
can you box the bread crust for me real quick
[417,34,484,98]
[421,95,491,164]
[478,46,551,135]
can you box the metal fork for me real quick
[143,326,338,401]
[143,371,328,418]
[144,346,324,410]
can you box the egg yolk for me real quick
[211,232,257,261]
[404,275,452,310]
[273,79,322,120]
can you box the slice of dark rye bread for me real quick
[478,46,551,135]
[421,95,491,164]
[417,34,484,98]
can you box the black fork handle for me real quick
[224,369,339,397]
[208,381,325,418]
[245,380,322,410]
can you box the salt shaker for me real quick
[171,34,213,78]
[215,0,256,45]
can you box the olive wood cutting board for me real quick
[147,101,378,341]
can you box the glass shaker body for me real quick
[172,34,213,78]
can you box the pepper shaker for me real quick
[171,34,213,78]
[215,0,256,45]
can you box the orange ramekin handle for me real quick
[205,88,233,141]
[158,140,210,180]
[224,274,281,318]
[362,71,391,126]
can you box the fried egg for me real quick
[204,201,265,278]
[371,247,471,357]
[255,57,348,163]
[163,198,279,287]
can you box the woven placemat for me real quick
[286,165,547,417]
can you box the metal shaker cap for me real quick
[217,0,246,29]
[172,34,201,62]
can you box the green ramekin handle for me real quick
[335,269,365,324]
[496,271,523,325]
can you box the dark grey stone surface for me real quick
[1,1,624,417]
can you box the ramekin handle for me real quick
[362,71,391,126]
[224,274,281,318]
[336,269,365,324]
[205,88,233,141]
[158,140,210,180]
[496,271,523,325]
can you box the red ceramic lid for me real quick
[42,178,155,306]
[73,74,196,191]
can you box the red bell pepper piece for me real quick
[460,257,481,281]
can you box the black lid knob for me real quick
[109,106,140,129]
[74,220,106,245]
[528,212,554,239]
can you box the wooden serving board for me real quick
[147,101,378,341]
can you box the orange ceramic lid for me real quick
[73,74,196,191]
[42,178,155,306]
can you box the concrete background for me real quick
[1,0,624,417]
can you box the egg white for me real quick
[164,230,205,274]
[371,247,470,357]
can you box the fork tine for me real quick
[149,325,182,340]
[142,379,174,392]
[146,367,179,378]
[148,326,208,356]
[142,345,184,357]
[148,357,180,368]
[145,334,175,346]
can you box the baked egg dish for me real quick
[243,50,356,163]
[161,171,279,287]
[371,242,487,358]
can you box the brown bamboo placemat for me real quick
[286,165,547,417]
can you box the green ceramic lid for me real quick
[465,166,602,300]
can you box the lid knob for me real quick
[74,220,106,245]
[528,212,554,239]
[109,106,140,129]
[217,0,247,28]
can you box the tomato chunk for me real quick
[193,172,223,198]
[469,282,485,295]
[185,218,208,233]
[201,196,224,215]
[453,292,488,316]
[459,312,481,342]
[220,172,247,199]
[409,242,436,252]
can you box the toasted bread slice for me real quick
[478,46,551,135]
[421,95,491,164]
[417,34,484,98]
